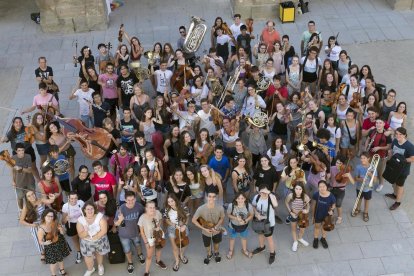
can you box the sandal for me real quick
[59,269,67,275]
[179,255,188,264]
[226,250,233,260]
[363,213,369,222]
[351,209,360,217]
[172,263,180,272]
[241,249,253,258]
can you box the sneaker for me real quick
[336,217,342,224]
[313,238,318,249]
[76,251,82,264]
[138,253,145,264]
[214,252,221,263]
[298,238,309,247]
[320,238,328,249]
[375,184,384,192]
[390,202,401,210]
[252,246,266,255]
[98,264,104,275]
[127,263,134,274]
[292,241,298,252]
[155,260,167,270]
[84,267,95,276]
[269,252,276,264]
[144,273,150,276]
[275,215,283,224]
[285,217,291,225]
[204,254,212,265]
[385,193,397,200]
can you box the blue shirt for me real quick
[354,164,377,192]
[208,156,230,179]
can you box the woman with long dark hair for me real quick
[95,190,117,233]
[179,131,195,171]
[77,46,95,80]
[166,168,192,206]
[185,166,203,215]
[38,166,63,212]
[163,194,190,271]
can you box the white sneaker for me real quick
[336,217,343,224]
[292,241,298,252]
[298,238,309,247]
[84,267,95,276]
[98,264,104,275]
[376,184,384,192]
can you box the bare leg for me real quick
[71,235,80,251]
[169,237,179,266]
[49,263,57,275]
[84,256,94,271]
[266,236,275,252]
[145,246,154,273]
[363,199,370,213]
[291,222,298,241]
[228,238,235,253]
[314,223,321,238]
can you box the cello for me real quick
[49,114,112,160]
[171,61,193,93]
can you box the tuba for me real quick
[130,61,150,81]
[42,158,69,176]
[183,16,207,54]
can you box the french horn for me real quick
[257,76,271,90]
[246,111,269,128]
[183,16,207,54]
[42,159,70,176]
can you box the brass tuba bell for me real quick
[144,50,155,65]
[130,61,150,81]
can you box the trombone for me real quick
[351,154,380,216]
[217,66,241,108]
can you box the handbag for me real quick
[383,153,407,183]
[251,196,272,235]
[345,120,357,145]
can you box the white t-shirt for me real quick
[325,45,342,62]
[62,200,85,223]
[216,34,232,45]
[74,89,94,116]
[252,195,276,227]
[267,145,287,171]
[197,109,216,135]
[325,126,341,146]
[230,23,244,46]
[155,69,173,93]
[300,56,322,73]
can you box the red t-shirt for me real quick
[266,84,288,99]
[362,118,390,130]
[261,28,281,53]
[91,172,117,201]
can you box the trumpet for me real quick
[42,158,70,176]
[351,154,380,216]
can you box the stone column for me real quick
[35,0,109,33]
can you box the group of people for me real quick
[3,12,414,276]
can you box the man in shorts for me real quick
[114,191,145,274]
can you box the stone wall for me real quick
[387,0,414,10]
[35,0,109,33]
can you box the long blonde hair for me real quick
[199,165,221,187]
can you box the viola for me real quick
[0,150,16,168]
[245,18,254,34]
[49,114,112,160]
[335,160,352,184]
[298,211,309,228]
[322,214,335,231]
[152,218,166,249]
[45,221,59,243]
[309,151,324,172]
[291,168,305,188]
[197,217,215,229]
[174,223,189,248]
[24,115,35,144]
[211,106,222,126]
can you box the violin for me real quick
[152,218,166,249]
[291,168,305,188]
[49,114,112,160]
[298,211,309,228]
[118,24,124,42]
[197,217,216,229]
[350,91,361,108]
[335,160,352,184]
[174,222,189,248]
[0,150,16,168]
[322,213,335,231]
[45,221,59,243]
[24,115,35,144]
[309,150,324,172]
[211,106,222,126]
[245,18,254,34]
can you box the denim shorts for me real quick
[167,225,189,239]
[228,226,249,239]
[119,236,141,253]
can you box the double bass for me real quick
[49,114,112,160]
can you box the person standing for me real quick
[300,46,322,95]
[385,127,414,210]
[90,161,117,202]
[98,63,119,122]
[12,143,36,211]
[138,201,167,276]
[114,191,145,274]
[260,20,280,54]
[192,191,225,265]
[230,14,245,55]
[69,79,94,127]
[301,21,323,56]
[116,65,139,109]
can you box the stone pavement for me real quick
[1,0,414,275]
